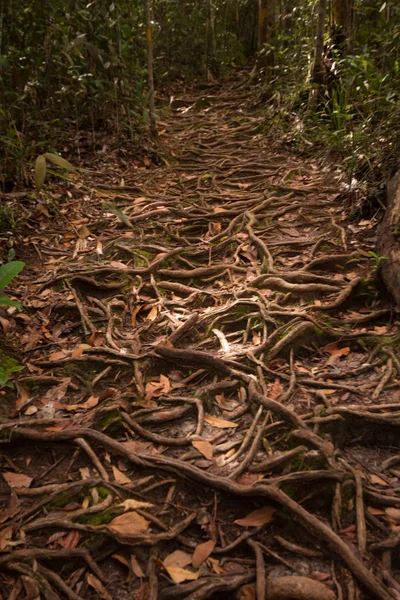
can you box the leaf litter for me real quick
[0,71,399,600]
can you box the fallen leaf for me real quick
[21,575,40,600]
[112,466,131,485]
[131,554,146,577]
[207,556,224,575]
[234,506,275,527]
[0,506,19,524]
[110,261,128,269]
[88,331,104,347]
[367,506,385,515]
[192,440,213,460]
[0,526,12,551]
[112,554,129,568]
[71,346,85,358]
[80,467,91,479]
[15,383,31,412]
[43,378,70,403]
[164,566,200,584]
[164,549,192,568]
[87,574,112,600]
[131,305,143,326]
[369,473,389,487]
[385,508,400,523]
[109,512,150,535]
[2,472,33,488]
[62,395,99,412]
[239,584,256,600]
[62,530,80,549]
[192,539,216,568]
[204,414,238,429]
[48,350,68,361]
[269,378,283,401]
[145,305,158,321]
[120,499,153,511]
[78,225,91,239]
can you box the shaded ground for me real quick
[1,72,400,600]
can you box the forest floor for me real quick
[1,71,400,600]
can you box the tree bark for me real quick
[145,0,157,137]
[258,0,275,82]
[311,0,327,85]
[377,170,400,308]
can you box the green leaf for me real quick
[35,155,47,191]
[43,153,78,174]
[0,261,25,290]
[0,296,21,308]
[103,202,132,227]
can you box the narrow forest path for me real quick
[1,73,400,600]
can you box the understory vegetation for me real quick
[1,1,399,202]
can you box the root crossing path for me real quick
[2,74,400,600]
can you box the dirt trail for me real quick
[1,73,400,600]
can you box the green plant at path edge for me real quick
[0,261,25,308]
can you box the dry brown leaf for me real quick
[120,499,153,510]
[112,554,129,568]
[0,506,19,524]
[88,331,104,347]
[21,574,40,600]
[192,440,213,460]
[163,549,192,568]
[204,414,238,429]
[109,511,150,535]
[48,350,68,361]
[0,526,12,551]
[112,466,131,485]
[43,378,70,403]
[15,383,31,412]
[164,566,200,584]
[62,530,80,549]
[234,506,275,527]
[192,539,216,568]
[2,472,33,488]
[110,261,128,269]
[145,305,158,321]
[385,507,400,523]
[63,395,99,412]
[87,574,112,600]
[239,584,256,600]
[131,554,146,577]
[324,342,351,357]
[208,556,224,575]
[71,346,85,358]
[78,225,91,239]
[131,305,143,326]
[269,378,284,401]
[367,506,385,515]
[369,473,389,487]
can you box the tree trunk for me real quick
[145,0,157,137]
[311,0,327,85]
[258,0,274,82]
[208,0,218,78]
[377,170,400,308]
